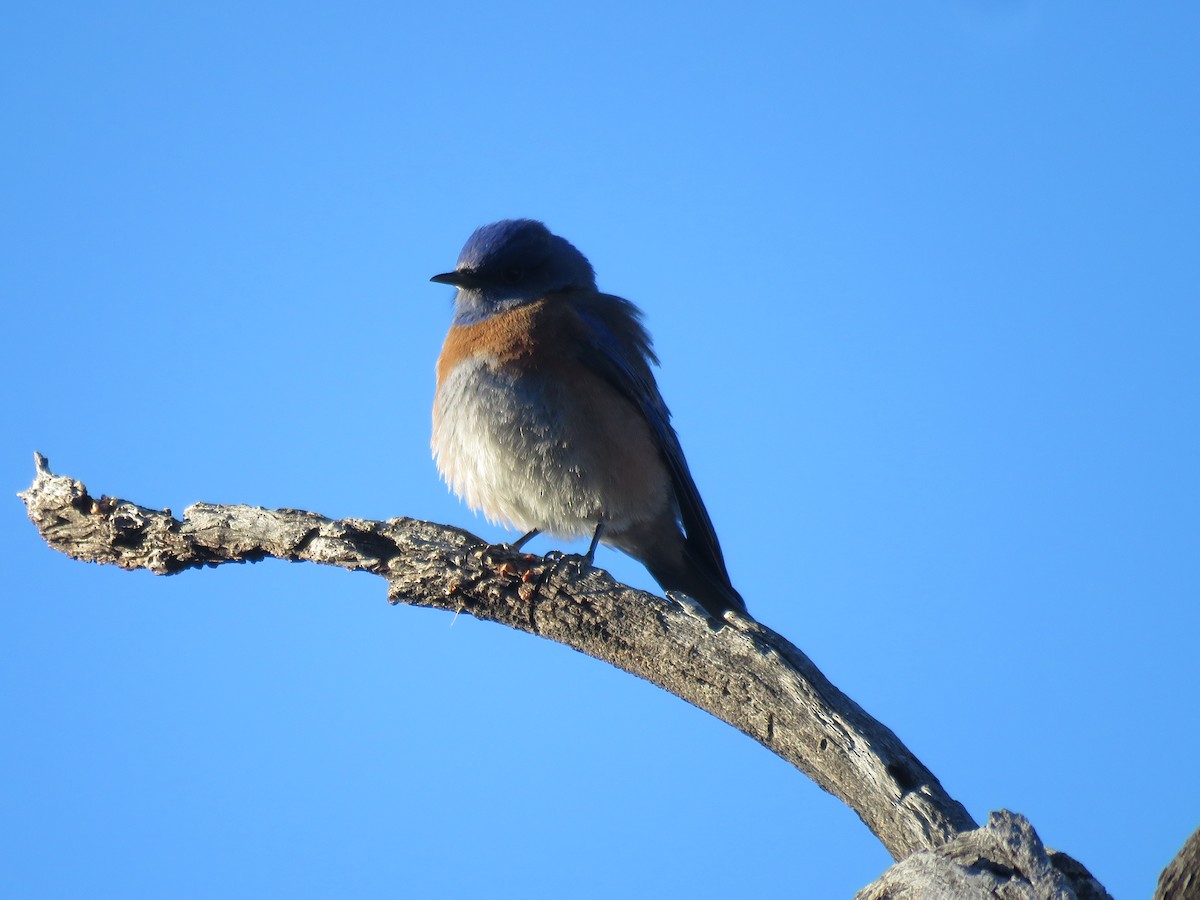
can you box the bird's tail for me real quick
[642,542,747,622]
[606,516,747,623]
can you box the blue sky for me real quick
[3,2,1197,897]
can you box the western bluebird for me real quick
[430,219,746,622]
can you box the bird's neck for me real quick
[452,291,536,327]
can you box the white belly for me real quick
[432,359,611,537]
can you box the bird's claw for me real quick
[540,549,596,583]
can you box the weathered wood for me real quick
[856,811,1113,900]
[1155,826,1200,900]
[19,453,1110,897]
[19,453,970,857]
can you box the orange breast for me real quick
[436,301,547,387]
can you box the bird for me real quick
[430,218,746,622]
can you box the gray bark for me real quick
[1155,826,1200,900]
[20,454,1115,897]
[857,811,1111,900]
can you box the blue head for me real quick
[431,219,597,325]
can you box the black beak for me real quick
[430,269,483,288]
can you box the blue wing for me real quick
[568,291,735,587]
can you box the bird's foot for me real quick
[481,534,542,584]
[505,529,541,553]
[542,549,596,577]
[509,548,593,603]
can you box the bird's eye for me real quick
[501,266,524,285]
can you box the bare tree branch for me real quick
[20,453,1113,897]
